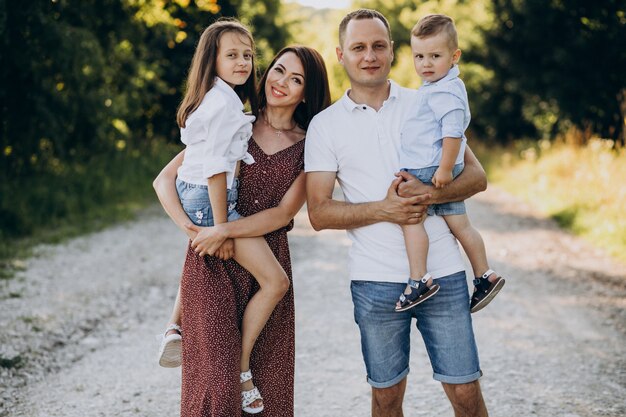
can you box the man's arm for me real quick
[306,171,429,231]
[397,145,487,204]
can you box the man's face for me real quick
[336,18,393,89]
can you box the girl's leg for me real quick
[166,285,182,331]
[444,214,496,281]
[158,282,183,367]
[233,237,290,399]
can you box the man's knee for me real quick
[442,381,487,417]
[372,379,406,414]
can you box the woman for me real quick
[153,45,331,416]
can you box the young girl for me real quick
[160,19,289,414]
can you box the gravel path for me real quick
[1,187,625,417]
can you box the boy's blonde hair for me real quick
[411,14,458,51]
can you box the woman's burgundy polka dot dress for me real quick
[180,138,304,417]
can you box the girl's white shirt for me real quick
[177,77,255,189]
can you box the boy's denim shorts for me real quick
[350,271,482,387]
[175,177,241,227]
[403,163,466,216]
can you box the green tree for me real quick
[480,0,626,142]
[0,0,289,238]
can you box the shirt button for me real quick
[362,106,366,110]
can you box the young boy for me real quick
[395,14,505,313]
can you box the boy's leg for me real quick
[233,237,290,389]
[401,223,429,279]
[443,214,490,278]
[397,224,437,310]
[351,281,414,416]
[444,214,505,312]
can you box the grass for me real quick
[475,137,626,264]
[0,140,180,278]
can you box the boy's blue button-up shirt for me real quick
[399,65,470,169]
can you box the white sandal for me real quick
[157,323,182,368]
[240,370,264,414]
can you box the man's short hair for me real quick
[411,14,458,50]
[338,9,392,48]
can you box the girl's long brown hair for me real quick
[177,19,258,128]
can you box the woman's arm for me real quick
[189,171,307,256]
[152,150,197,240]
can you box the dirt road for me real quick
[1,187,625,417]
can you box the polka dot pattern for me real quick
[180,138,304,417]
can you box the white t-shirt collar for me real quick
[340,80,400,112]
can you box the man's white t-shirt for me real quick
[305,81,465,283]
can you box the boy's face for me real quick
[411,32,461,83]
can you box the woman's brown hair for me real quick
[256,46,331,130]
[177,19,258,128]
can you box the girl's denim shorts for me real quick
[175,178,241,227]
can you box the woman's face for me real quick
[264,52,306,109]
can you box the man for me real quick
[304,9,489,417]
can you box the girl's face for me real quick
[216,31,254,88]
[264,52,306,109]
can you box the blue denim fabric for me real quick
[350,271,482,387]
[403,163,466,216]
[175,177,241,226]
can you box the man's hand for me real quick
[432,167,453,188]
[382,175,430,225]
[395,171,433,201]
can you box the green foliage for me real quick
[0,0,288,243]
[479,0,626,142]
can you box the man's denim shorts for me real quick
[403,163,466,216]
[175,177,241,227]
[350,271,482,388]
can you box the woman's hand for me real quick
[187,223,229,257]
